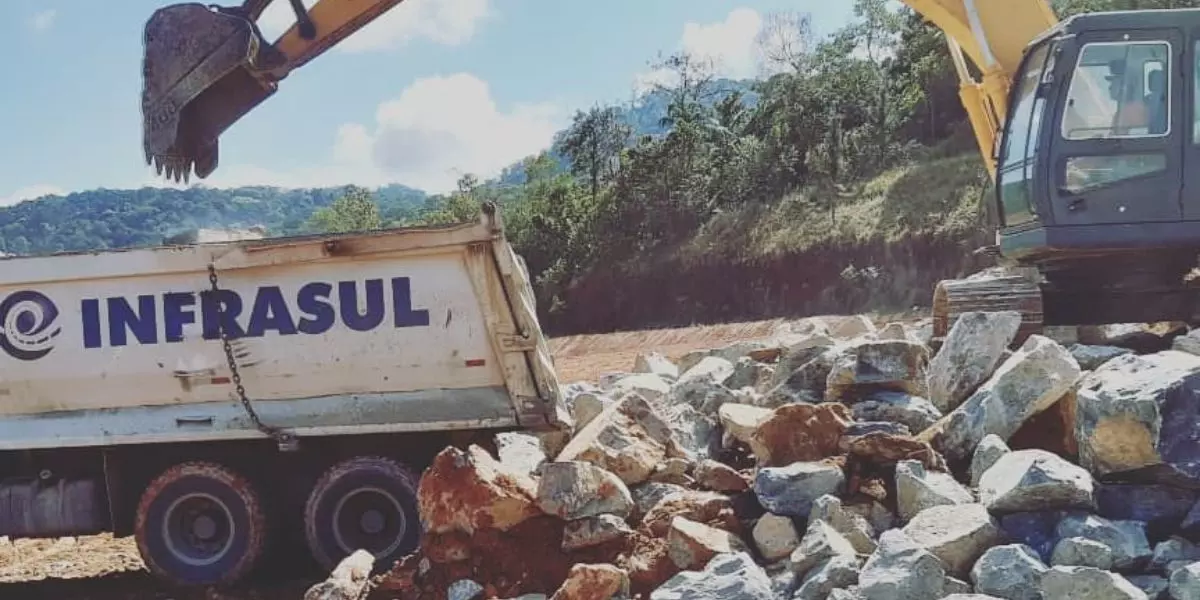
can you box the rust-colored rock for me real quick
[751,403,852,467]
[378,516,629,599]
[557,394,684,485]
[423,531,471,563]
[667,516,749,570]
[694,459,749,492]
[550,563,630,600]
[617,534,681,597]
[748,347,783,363]
[417,445,541,537]
[843,431,947,472]
[640,490,739,537]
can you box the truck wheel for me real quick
[303,456,420,571]
[134,461,267,586]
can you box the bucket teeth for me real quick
[150,155,194,184]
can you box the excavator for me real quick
[140,0,1200,341]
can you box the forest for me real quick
[0,0,1193,334]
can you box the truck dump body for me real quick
[0,212,567,451]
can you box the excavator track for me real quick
[931,270,1045,346]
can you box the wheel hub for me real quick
[163,492,236,567]
[193,514,218,541]
[333,487,407,557]
[360,509,385,535]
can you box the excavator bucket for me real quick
[141,3,284,183]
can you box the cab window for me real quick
[1061,41,1170,140]
[996,42,1053,227]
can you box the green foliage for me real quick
[305,185,383,233]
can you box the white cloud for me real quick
[634,7,767,92]
[28,10,57,33]
[680,8,764,79]
[0,184,64,207]
[257,0,489,52]
[198,73,565,194]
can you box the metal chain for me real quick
[207,263,299,451]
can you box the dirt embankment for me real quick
[550,233,987,336]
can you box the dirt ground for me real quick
[0,311,927,599]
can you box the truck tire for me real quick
[134,461,267,586]
[303,456,420,572]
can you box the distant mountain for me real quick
[0,184,427,256]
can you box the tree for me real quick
[556,106,633,204]
[420,173,485,225]
[305,185,382,233]
[755,11,816,73]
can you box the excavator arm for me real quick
[141,0,406,183]
[900,0,1059,179]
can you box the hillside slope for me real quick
[549,148,993,334]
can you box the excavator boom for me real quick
[141,0,406,183]
[900,0,1059,179]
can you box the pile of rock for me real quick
[373,312,1200,600]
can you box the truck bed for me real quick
[0,212,568,451]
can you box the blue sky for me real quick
[0,0,858,203]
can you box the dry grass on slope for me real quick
[678,153,989,265]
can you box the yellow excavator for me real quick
[142,0,1200,340]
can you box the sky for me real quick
[0,0,858,204]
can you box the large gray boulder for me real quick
[901,504,1002,577]
[970,543,1048,600]
[1039,566,1148,600]
[535,461,633,520]
[934,335,1081,464]
[1074,351,1200,484]
[895,459,974,521]
[1055,513,1152,573]
[650,552,773,599]
[853,391,943,433]
[977,449,1095,514]
[753,461,846,519]
[926,311,1022,413]
[825,340,931,403]
[858,530,946,600]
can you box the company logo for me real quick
[0,290,62,361]
[80,277,431,349]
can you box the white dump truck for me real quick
[0,206,569,586]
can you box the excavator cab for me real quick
[987,8,1200,326]
[141,2,291,183]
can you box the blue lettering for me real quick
[392,277,430,327]
[296,282,335,335]
[82,298,102,348]
[201,289,245,340]
[246,286,297,337]
[338,280,384,332]
[77,276,432,349]
[108,295,158,346]
[162,292,196,343]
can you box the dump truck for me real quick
[0,206,569,586]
